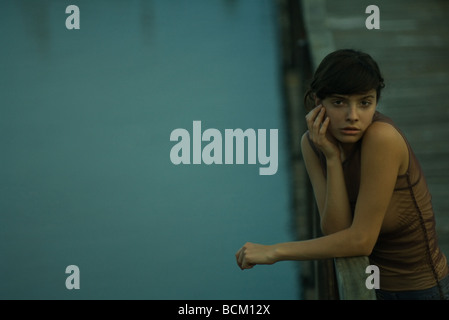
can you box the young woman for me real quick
[235,49,449,300]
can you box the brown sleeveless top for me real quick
[307,111,448,291]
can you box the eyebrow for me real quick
[330,94,376,100]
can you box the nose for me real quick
[346,105,359,122]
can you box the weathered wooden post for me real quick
[334,256,377,300]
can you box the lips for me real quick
[340,127,361,135]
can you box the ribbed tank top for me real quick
[307,111,448,291]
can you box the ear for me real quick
[314,96,322,107]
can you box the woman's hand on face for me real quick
[235,242,277,270]
[305,105,340,160]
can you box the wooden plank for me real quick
[334,257,377,300]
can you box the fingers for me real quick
[305,105,323,128]
[306,105,328,142]
[306,105,324,131]
[320,115,330,134]
[235,243,255,270]
[236,245,248,270]
[235,247,243,269]
[305,105,341,159]
[312,108,326,134]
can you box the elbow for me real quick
[358,240,374,256]
[322,224,376,256]
[321,223,377,257]
[352,231,376,256]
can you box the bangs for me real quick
[317,61,381,98]
[304,49,385,111]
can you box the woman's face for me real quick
[317,89,378,145]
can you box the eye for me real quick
[332,100,344,106]
[361,100,372,107]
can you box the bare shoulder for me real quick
[362,121,409,174]
[300,131,312,154]
[300,131,320,160]
[300,131,309,145]
[300,131,324,175]
[363,121,405,147]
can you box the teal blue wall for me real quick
[0,0,299,299]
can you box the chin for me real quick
[337,134,362,144]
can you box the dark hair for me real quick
[304,49,385,111]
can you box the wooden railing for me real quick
[334,256,377,299]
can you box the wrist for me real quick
[321,144,341,161]
[271,244,282,263]
[325,153,342,165]
[271,243,291,262]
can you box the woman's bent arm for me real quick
[236,122,407,269]
[301,133,352,234]
[236,227,371,270]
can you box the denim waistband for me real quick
[376,273,449,300]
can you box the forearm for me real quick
[236,217,373,270]
[272,227,370,262]
[321,157,352,234]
